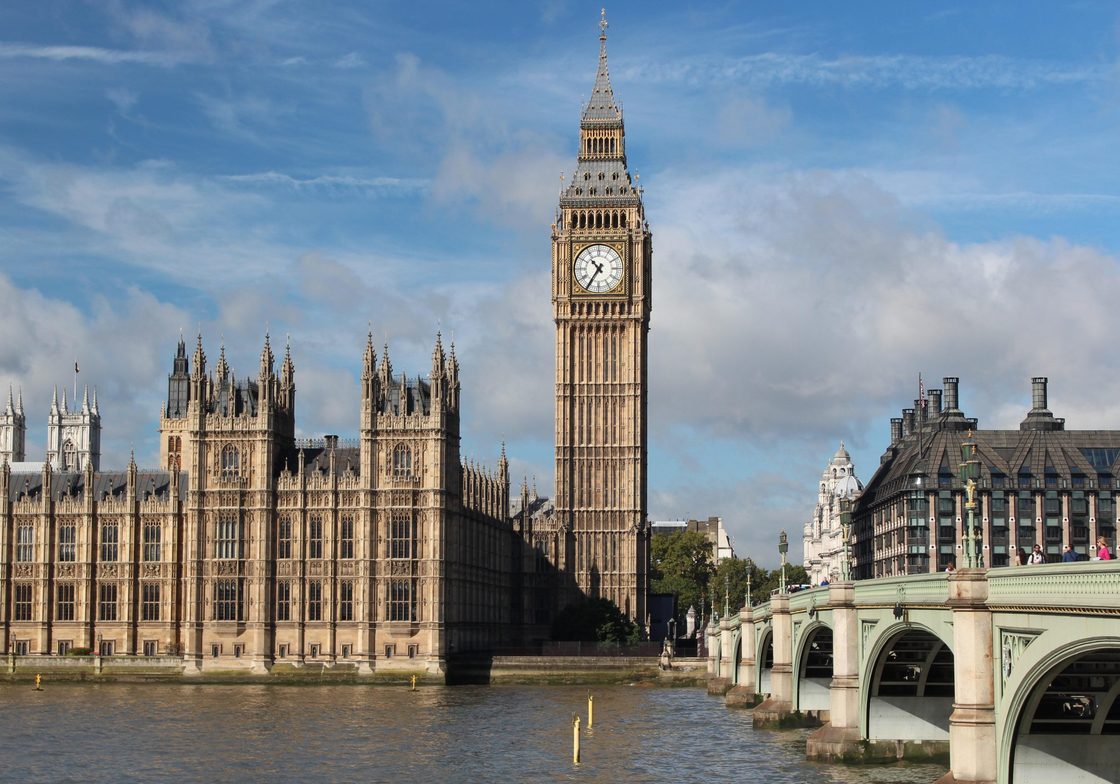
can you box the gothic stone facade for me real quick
[0,333,515,674]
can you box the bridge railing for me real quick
[986,560,1120,610]
[852,572,949,607]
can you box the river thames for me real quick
[0,683,945,783]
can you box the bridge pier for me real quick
[754,593,813,727]
[726,604,756,708]
[806,581,867,759]
[707,616,734,695]
[937,570,996,784]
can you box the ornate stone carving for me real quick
[216,561,238,575]
[1000,629,1039,685]
[860,619,878,660]
[390,560,412,576]
[277,561,292,576]
[14,564,34,578]
[57,564,76,578]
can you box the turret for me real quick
[167,337,191,417]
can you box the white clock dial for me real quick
[573,244,623,293]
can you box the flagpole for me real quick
[74,360,78,405]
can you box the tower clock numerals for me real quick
[574,244,624,294]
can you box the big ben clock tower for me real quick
[553,11,650,624]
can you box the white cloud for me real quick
[0,42,193,67]
[333,51,365,69]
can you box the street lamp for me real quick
[723,574,730,618]
[839,499,853,582]
[959,432,983,569]
[778,531,789,594]
[745,558,753,608]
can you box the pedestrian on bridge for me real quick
[1029,544,1045,564]
[1097,536,1113,561]
[1062,545,1079,563]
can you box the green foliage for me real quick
[550,596,641,644]
[650,530,714,617]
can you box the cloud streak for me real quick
[625,52,1111,91]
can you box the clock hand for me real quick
[587,262,603,286]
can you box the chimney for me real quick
[943,377,959,412]
[928,389,942,415]
[324,434,339,450]
[890,418,903,444]
[1020,376,1062,431]
[902,408,915,437]
[1031,377,1048,412]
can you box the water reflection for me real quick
[0,684,943,783]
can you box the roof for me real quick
[7,469,186,502]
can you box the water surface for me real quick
[0,683,945,783]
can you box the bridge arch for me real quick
[729,627,743,685]
[860,623,954,742]
[793,620,833,714]
[756,625,774,696]
[1001,635,1120,784]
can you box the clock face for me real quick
[573,244,624,293]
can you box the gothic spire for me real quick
[281,336,294,385]
[5,386,12,415]
[51,386,58,415]
[259,332,275,378]
[81,384,90,413]
[192,333,207,378]
[362,331,376,378]
[16,387,22,416]
[215,341,229,380]
[379,343,392,381]
[91,387,99,415]
[582,9,621,126]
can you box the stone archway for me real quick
[863,626,954,742]
[1008,645,1120,783]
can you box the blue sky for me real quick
[1,1,1119,566]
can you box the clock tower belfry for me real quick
[553,10,650,624]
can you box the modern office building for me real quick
[852,377,1120,578]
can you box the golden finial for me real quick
[599,8,608,40]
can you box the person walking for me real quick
[1029,544,1045,564]
[1097,536,1113,561]
[1061,545,1079,563]
[1016,546,1029,566]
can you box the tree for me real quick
[650,530,714,621]
[550,596,640,644]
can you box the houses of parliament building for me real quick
[0,13,653,675]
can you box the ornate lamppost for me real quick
[745,557,753,608]
[723,574,730,618]
[778,531,789,594]
[839,499,852,582]
[959,431,983,569]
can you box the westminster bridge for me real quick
[705,562,1120,784]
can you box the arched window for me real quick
[220,444,241,477]
[63,439,77,471]
[392,443,413,479]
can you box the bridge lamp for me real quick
[959,434,983,569]
[839,499,853,582]
[745,558,753,608]
[778,531,789,594]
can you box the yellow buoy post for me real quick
[410,674,417,691]
[587,693,593,728]
[572,714,581,764]
[34,673,42,691]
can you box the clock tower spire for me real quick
[553,9,650,625]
